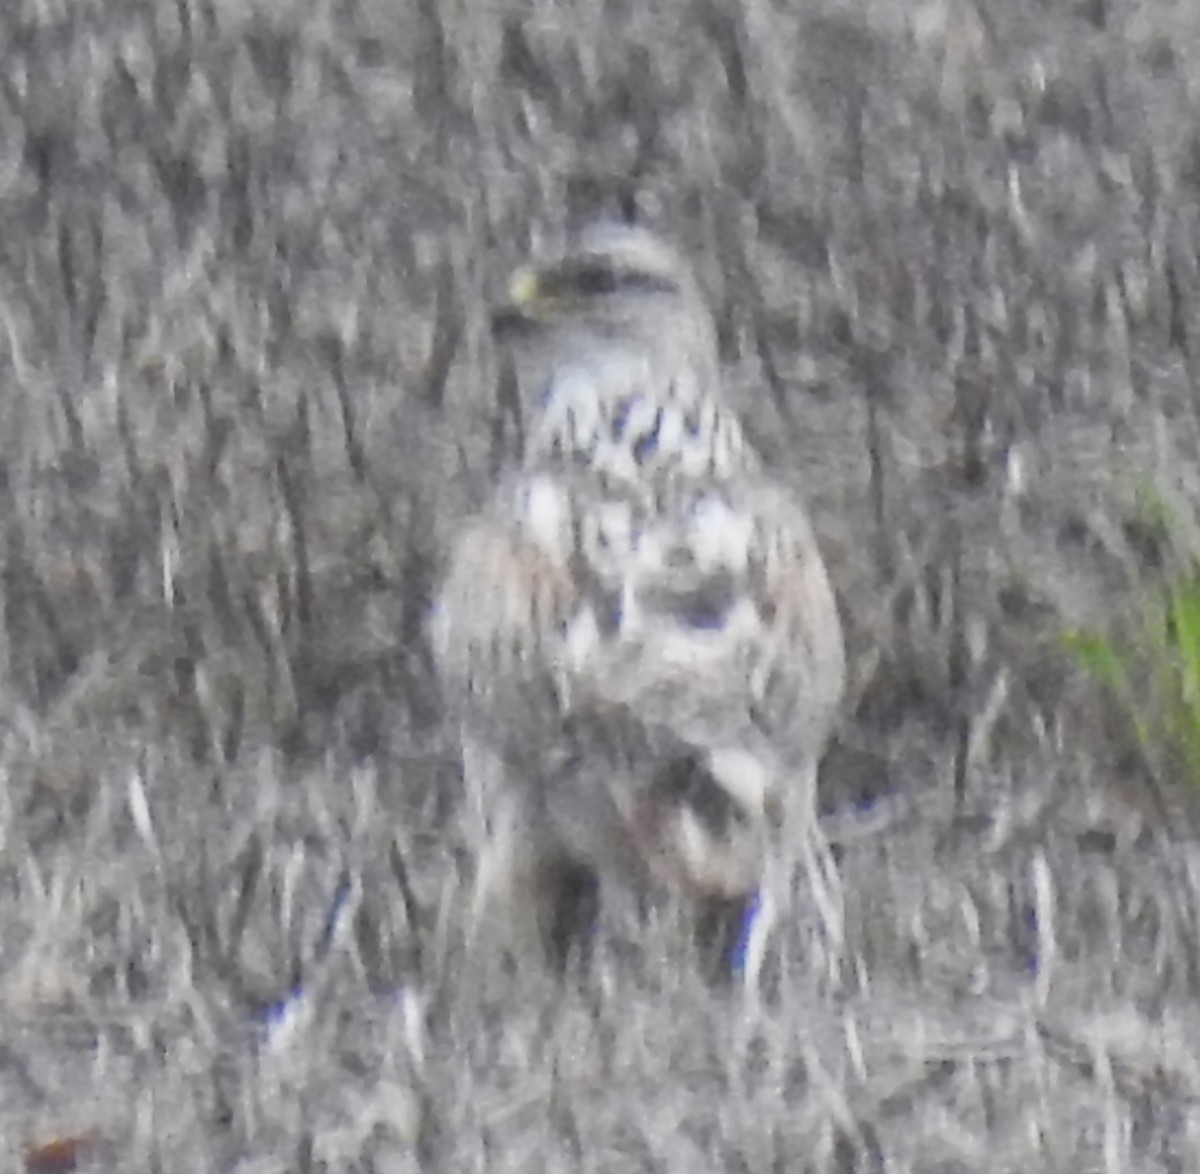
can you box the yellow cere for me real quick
[508,266,543,307]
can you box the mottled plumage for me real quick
[431,224,845,981]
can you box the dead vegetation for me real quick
[3,0,1200,1168]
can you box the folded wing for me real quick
[432,469,844,790]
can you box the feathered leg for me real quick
[733,757,843,995]
[462,732,601,970]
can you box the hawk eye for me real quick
[558,262,680,299]
[568,263,621,296]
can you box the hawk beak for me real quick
[507,266,542,307]
[490,265,546,339]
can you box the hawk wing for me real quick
[431,466,844,781]
[566,475,845,765]
[429,473,581,768]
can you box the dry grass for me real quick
[3,0,1200,1168]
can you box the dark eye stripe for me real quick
[548,262,680,299]
[611,271,680,295]
[567,264,620,296]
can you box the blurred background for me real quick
[3,0,1200,1168]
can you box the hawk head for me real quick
[494,223,700,322]
[491,223,727,465]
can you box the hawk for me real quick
[430,224,845,984]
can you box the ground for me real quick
[2,0,1200,1169]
